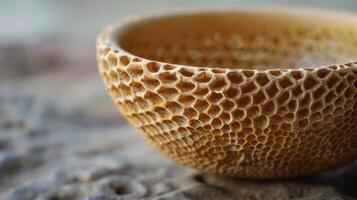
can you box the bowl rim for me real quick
[98,6,357,71]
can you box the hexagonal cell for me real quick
[198,113,212,124]
[247,106,260,117]
[262,101,276,116]
[194,87,209,96]
[209,77,228,91]
[225,87,239,98]
[292,85,303,98]
[163,64,176,70]
[212,118,223,129]
[144,91,164,105]
[162,119,177,130]
[284,113,295,123]
[243,70,256,77]
[287,100,297,112]
[255,73,271,87]
[278,106,289,115]
[212,68,227,74]
[146,111,159,121]
[290,70,304,80]
[117,84,132,96]
[207,105,222,117]
[335,80,348,94]
[219,112,232,123]
[166,101,183,115]
[311,112,323,123]
[312,86,327,100]
[140,113,155,124]
[265,82,279,98]
[246,134,256,144]
[141,76,160,90]
[154,106,170,118]
[253,115,269,129]
[127,64,144,78]
[157,87,179,101]
[183,107,198,118]
[158,71,178,84]
[269,70,282,77]
[146,62,160,73]
[119,55,130,66]
[110,85,122,99]
[221,125,231,134]
[194,71,213,83]
[227,71,244,84]
[109,71,119,84]
[100,59,109,72]
[117,69,131,84]
[303,76,319,91]
[338,69,349,77]
[325,90,337,104]
[179,68,195,77]
[176,81,196,93]
[172,115,188,126]
[182,136,194,145]
[203,125,213,131]
[277,91,290,105]
[316,68,332,79]
[300,94,312,107]
[253,90,267,105]
[194,99,210,112]
[232,109,245,121]
[177,127,190,136]
[221,99,235,111]
[131,113,146,125]
[134,97,149,109]
[189,119,202,128]
[131,81,145,96]
[278,76,294,89]
[326,73,341,89]
[107,53,118,68]
[178,95,195,106]
[237,95,252,108]
[295,118,309,129]
[207,92,224,103]
[241,117,253,127]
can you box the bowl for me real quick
[96,8,357,178]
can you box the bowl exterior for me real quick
[96,20,357,179]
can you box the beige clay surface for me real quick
[97,9,357,178]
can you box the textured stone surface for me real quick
[1,4,357,199]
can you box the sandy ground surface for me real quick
[1,1,357,199]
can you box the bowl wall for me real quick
[96,8,357,178]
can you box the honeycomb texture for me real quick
[96,9,357,178]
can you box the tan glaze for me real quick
[96,8,357,178]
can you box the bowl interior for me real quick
[117,10,357,69]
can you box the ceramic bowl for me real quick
[96,8,357,178]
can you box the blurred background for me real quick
[0,1,356,199]
[1,0,357,126]
[1,0,357,79]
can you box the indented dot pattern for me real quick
[97,10,357,178]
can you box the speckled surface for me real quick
[1,1,357,199]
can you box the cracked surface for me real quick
[97,9,357,178]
